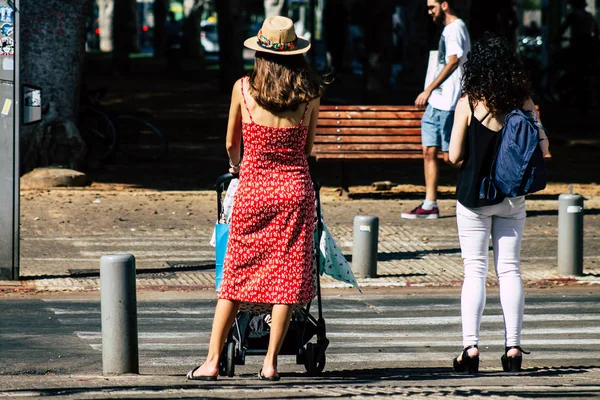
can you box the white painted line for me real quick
[22,236,210,242]
[87,339,600,352]
[74,326,600,341]
[327,339,600,348]
[50,308,216,315]
[59,314,600,326]
[23,257,213,262]
[80,251,214,257]
[50,302,599,316]
[328,314,600,326]
[348,303,600,313]
[330,327,600,338]
[76,331,204,340]
[90,343,207,351]
[73,241,210,247]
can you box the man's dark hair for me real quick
[435,0,454,8]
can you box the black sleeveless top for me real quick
[456,103,505,208]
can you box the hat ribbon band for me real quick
[257,31,298,51]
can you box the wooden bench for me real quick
[311,104,542,193]
[312,105,427,192]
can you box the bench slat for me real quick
[315,127,422,135]
[314,135,422,144]
[314,152,423,160]
[319,105,425,111]
[318,111,424,119]
[317,119,422,127]
[314,143,422,152]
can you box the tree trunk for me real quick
[182,0,204,59]
[215,0,244,92]
[264,0,286,18]
[97,0,114,51]
[20,0,89,173]
[398,2,430,87]
[153,0,170,57]
[361,0,394,104]
[113,0,139,73]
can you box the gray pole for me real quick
[100,254,139,374]
[352,216,379,278]
[557,189,584,276]
[0,0,19,280]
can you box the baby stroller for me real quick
[214,173,329,377]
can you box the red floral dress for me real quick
[217,78,316,312]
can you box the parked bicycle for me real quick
[541,38,600,109]
[78,88,168,164]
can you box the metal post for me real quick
[558,187,584,276]
[352,216,379,278]
[100,254,139,374]
[0,0,19,280]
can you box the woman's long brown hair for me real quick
[248,52,324,113]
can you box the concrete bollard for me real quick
[100,254,139,374]
[558,188,584,276]
[352,216,379,278]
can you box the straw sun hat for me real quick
[244,16,311,55]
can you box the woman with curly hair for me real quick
[448,34,550,373]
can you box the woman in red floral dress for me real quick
[187,16,324,381]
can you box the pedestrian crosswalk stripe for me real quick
[87,338,600,352]
[57,313,600,326]
[74,326,600,341]
[47,302,600,315]
[80,251,215,257]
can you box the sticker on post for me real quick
[1,98,11,115]
[2,56,12,70]
[0,23,13,37]
[0,36,13,56]
[567,205,583,213]
[359,225,371,232]
[0,7,14,24]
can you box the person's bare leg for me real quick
[423,146,439,202]
[192,299,240,377]
[261,304,293,378]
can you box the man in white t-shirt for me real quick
[402,0,470,219]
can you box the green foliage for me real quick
[520,0,542,10]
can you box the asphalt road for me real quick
[1,288,599,399]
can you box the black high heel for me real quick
[453,345,479,373]
[501,346,530,372]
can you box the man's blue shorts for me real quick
[421,104,454,152]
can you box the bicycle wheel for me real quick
[115,114,168,161]
[544,66,574,106]
[78,105,118,163]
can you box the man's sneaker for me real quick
[401,204,439,219]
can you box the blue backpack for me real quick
[479,108,547,200]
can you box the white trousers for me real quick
[456,197,526,348]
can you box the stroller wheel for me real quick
[218,347,227,376]
[304,342,326,376]
[226,341,236,377]
[218,340,237,377]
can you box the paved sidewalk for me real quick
[2,185,599,293]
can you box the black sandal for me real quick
[501,346,530,372]
[453,345,479,373]
[186,365,218,381]
[258,369,280,381]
